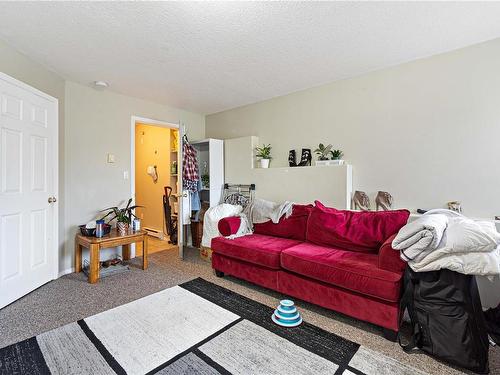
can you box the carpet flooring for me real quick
[0,247,498,374]
[0,278,426,374]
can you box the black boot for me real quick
[297,149,311,166]
[288,150,297,167]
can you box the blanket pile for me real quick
[392,209,500,276]
[201,199,294,247]
[245,198,294,225]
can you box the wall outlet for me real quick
[107,153,115,163]
[123,171,129,180]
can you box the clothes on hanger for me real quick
[182,138,199,192]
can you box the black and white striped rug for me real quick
[0,278,424,374]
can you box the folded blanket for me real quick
[245,198,294,225]
[392,214,448,262]
[201,204,243,248]
[410,245,500,277]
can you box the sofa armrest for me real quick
[218,216,242,236]
[378,234,406,273]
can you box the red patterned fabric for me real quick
[277,271,400,331]
[254,204,313,241]
[306,201,410,253]
[212,253,279,290]
[218,216,242,236]
[211,234,301,269]
[378,234,406,273]
[182,142,198,191]
[281,242,402,302]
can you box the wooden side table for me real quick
[75,230,148,283]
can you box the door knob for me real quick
[48,196,57,203]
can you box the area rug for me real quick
[0,278,425,375]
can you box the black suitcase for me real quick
[399,267,490,374]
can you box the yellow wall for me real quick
[135,123,171,232]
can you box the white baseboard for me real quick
[58,267,74,278]
[143,227,164,239]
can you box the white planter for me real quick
[315,160,330,166]
[315,159,345,166]
[260,159,270,168]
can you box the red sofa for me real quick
[211,201,410,339]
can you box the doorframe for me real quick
[0,72,59,281]
[130,115,180,258]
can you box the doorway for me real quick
[130,116,184,259]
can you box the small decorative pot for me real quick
[331,159,345,165]
[315,159,330,166]
[117,222,128,236]
[260,159,270,168]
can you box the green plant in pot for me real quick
[201,174,210,188]
[330,149,344,164]
[255,144,272,168]
[314,143,333,161]
[100,198,143,236]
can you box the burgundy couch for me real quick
[211,201,410,339]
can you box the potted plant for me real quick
[330,149,345,165]
[255,144,272,168]
[100,199,142,236]
[314,143,332,166]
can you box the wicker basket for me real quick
[200,246,212,262]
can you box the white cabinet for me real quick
[191,138,224,207]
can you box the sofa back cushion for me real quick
[253,204,313,241]
[306,201,410,253]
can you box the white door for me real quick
[177,124,185,259]
[0,72,58,309]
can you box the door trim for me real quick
[130,115,180,258]
[0,71,59,281]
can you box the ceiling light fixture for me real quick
[94,80,109,89]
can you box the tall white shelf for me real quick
[191,138,224,207]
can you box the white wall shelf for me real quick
[225,136,352,209]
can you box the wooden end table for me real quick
[75,230,148,283]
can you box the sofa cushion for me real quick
[254,204,313,241]
[281,242,403,302]
[218,216,242,236]
[211,234,301,269]
[306,201,410,253]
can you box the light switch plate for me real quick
[107,153,115,163]
[123,171,129,180]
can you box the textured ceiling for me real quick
[1,2,500,114]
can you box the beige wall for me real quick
[0,39,67,271]
[206,38,500,219]
[64,81,204,272]
[135,123,171,232]
[0,38,206,273]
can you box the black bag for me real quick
[484,304,500,345]
[399,268,490,374]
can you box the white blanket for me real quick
[201,204,243,248]
[410,245,500,276]
[394,209,500,276]
[392,214,448,262]
[246,198,294,225]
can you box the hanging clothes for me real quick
[182,141,199,192]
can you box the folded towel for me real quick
[392,214,448,262]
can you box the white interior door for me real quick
[0,72,58,309]
[177,124,185,259]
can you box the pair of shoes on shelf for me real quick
[289,149,311,167]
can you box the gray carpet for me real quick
[0,247,498,375]
[0,278,426,375]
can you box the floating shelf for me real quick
[253,164,350,171]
